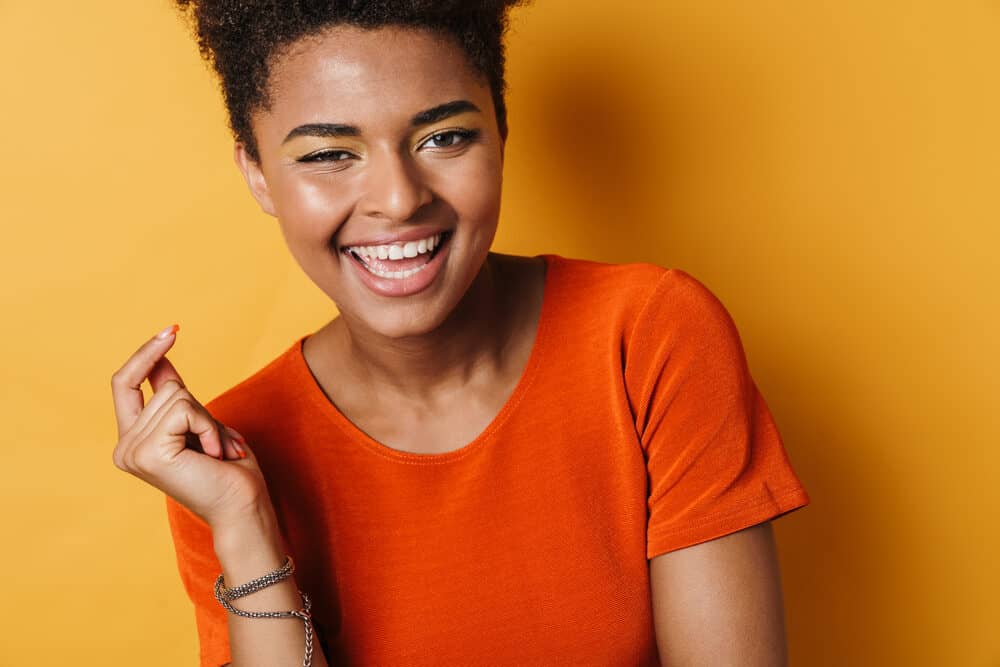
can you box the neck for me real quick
[329,255,511,400]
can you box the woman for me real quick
[111,2,810,665]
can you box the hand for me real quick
[111,325,270,530]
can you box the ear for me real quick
[233,142,277,217]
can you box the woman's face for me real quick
[237,25,505,339]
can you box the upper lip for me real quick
[339,227,451,250]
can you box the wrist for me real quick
[212,509,307,621]
[212,501,287,579]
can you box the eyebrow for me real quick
[409,100,480,127]
[282,99,481,144]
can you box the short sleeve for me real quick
[624,270,810,559]
[165,496,232,667]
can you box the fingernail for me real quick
[156,324,180,340]
[226,426,247,445]
[233,441,247,459]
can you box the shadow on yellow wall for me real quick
[0,2,996,665]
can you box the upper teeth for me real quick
[346,233,442,260]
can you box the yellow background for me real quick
[1,1,996,664]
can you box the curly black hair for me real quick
[174,0,530,160]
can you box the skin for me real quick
[235,25,546,454]
[111,24,789,666]
[650,522,790,666]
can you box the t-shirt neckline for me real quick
[290,254,562,465]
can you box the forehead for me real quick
[262,25,489,127]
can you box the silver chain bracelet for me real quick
[214,556,314,667]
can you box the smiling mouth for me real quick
[341,231,452,279]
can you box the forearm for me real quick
[213,505,330,667]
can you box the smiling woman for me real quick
[236,25,506,339]
[109,2,810,666]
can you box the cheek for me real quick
[466,175,503,243]
[438,156,504,227]
[272,177,354,247]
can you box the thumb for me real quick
[149,356,186,393]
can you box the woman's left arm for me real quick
[649,521,789,667]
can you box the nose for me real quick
[358,148,433,222]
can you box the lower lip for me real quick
[343,237,451,298]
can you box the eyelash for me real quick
[296,129,480,163]
[421,128,480,149]
[298,149,354,163]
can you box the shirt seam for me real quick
[623,267,679,354]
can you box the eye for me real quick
[419,129,479,150]
[297,149,356,163]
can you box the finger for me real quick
[130,399,224,476]
[129,386,245,465]
[163,397,225,460]
[126,378,187,438]
[209,423,241,461]
[224,426,249,461]
[125,382,203,469]
[149,356,186,394]
[220,433,240,461]
[182,431,234,461]
[111,324,179,435]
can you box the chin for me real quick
[342,297,460,341]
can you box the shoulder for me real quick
[544,254,733,340]
[545,253,668,295]
[631,265,741,346]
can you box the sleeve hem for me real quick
[646,485,810,559]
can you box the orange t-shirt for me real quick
[166,255,810,666]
